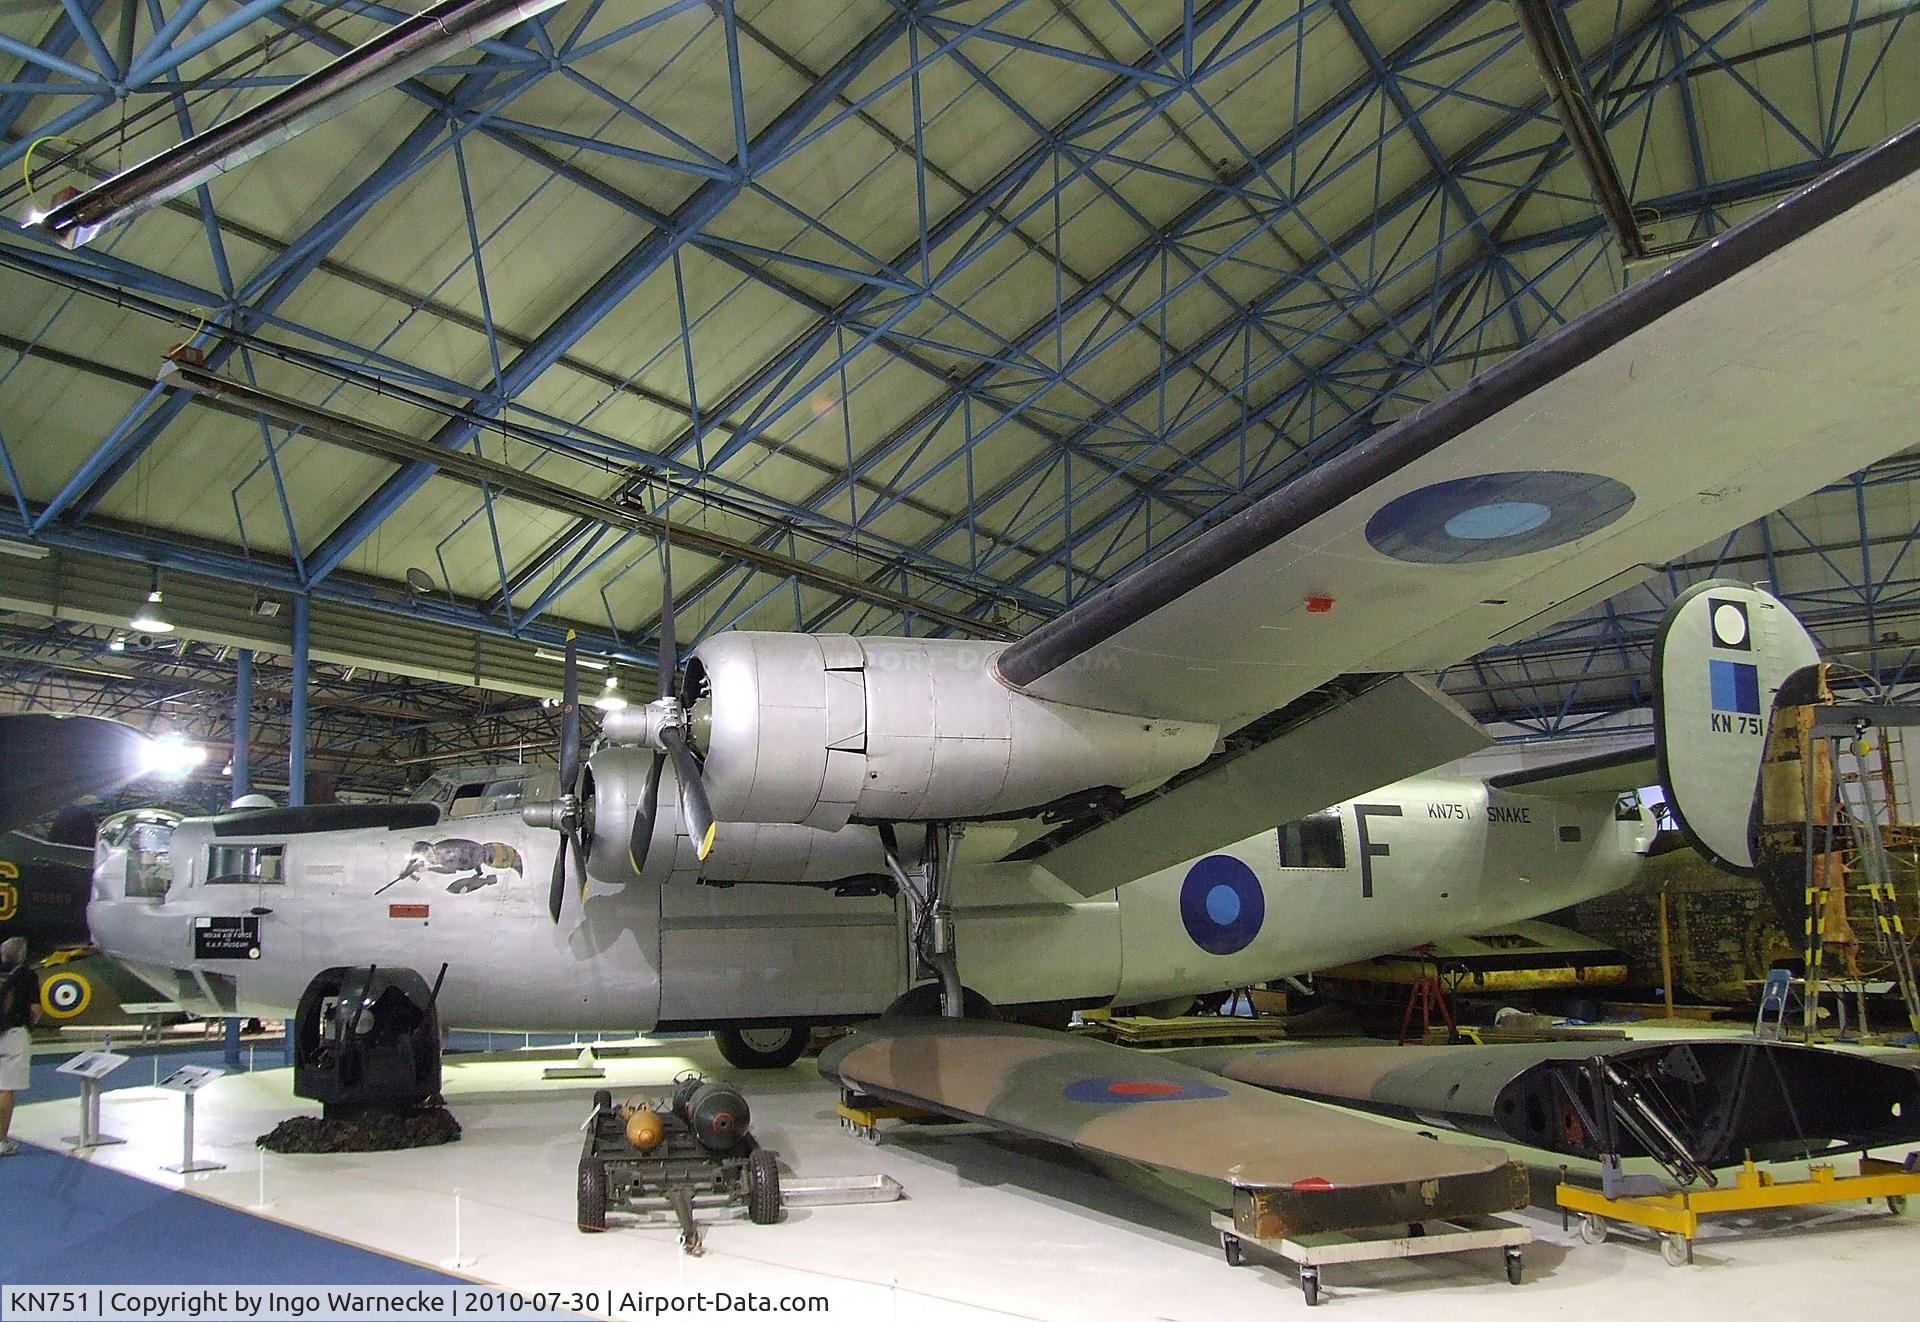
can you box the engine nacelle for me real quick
[657,632,1216,831]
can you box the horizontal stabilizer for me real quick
[1026,676,1488,896]
[1175,1039,1920,1168]
[819,1017,1526,1235]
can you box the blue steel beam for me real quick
[300,9,919,585]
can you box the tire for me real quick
[1889,1195,1908,1215]
[883,983,999,1021]
[1301,1270,1320,1307]
[1660,1233,1691,1267]
[714,1025,808,1070]
[746,1145,782,1225]
[1578,1214,1609,1245]
[577,1161,607,1233]
[592,1088,612,1113]
[1505,1250,1523,1286]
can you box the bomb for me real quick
[671,1075,751,1153]
[622,1101,664,1153]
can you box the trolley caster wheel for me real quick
[1578,1214,1609,1245]
[1221,1233,1242,1267]
[1660,1233,1692,1267]
[1407,1222,1425,1238]
[1889,1195,1908,1215]
[1300,1268,1321,1307]
[1505,1248,1523,1285]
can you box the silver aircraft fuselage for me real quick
[89,769,1647,1030]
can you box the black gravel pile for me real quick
[257,1106,461,1153]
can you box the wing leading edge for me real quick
[995,123,1920,732]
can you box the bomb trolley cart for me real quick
[577,1078,781,1254]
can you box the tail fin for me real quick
[1652,581,1818,873]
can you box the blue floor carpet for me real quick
[0,1142,464,1285]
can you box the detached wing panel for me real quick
[819,1018,1526,1233]
[997,126,1920,730]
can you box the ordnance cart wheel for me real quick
[592,1088,611,1113]
[1220,1233,1242,1266]
[1505,1248,1523,1285]
[1577,1214,1609,1245]
[1301,1267,1320,1307]
[1660,1233,1691,1267]
[577,1161,608,1233]
[746,1144,782,1225]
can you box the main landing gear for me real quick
[882,823,965,1019]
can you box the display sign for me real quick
[55,1050,129,1081]
[156,1065,224,1094]
[192,915,260,960]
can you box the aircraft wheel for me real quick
[1889,1195,1908,1215]
[1660,1233,1691,1267]
[713,1025,808,1070]
[1221,1233,1242,1266]
[1505,1248,1524,1285]
[746,1145,782,1225]
[577,1162,608,1234]
[1578,1214,1609,1245]
[1301,1268,1320,1306]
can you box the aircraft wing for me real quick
[0,713,151,831]
[995,124,1920,734]
[1014,675,1488,895]
[818,1018,1528,1235]
[1482,740,1656,801]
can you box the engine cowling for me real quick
[618,632,1216,832]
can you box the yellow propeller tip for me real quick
[698,822,717,860]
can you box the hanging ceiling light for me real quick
[593,673,628,713]
[129,571,175,633]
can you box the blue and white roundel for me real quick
[1364,471,1635,564]
[1180,854,1265,956]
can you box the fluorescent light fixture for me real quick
[535,648,607,672]
[138,732,207,779]
[593,674,628,712]
[0,538,49,560]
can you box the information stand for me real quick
[56,1049,129,1149]
[157,1064,226,1174]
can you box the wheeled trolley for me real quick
[1211,1210,1531,1306]
[577,1086,780,1254]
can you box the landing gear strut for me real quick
[882,823,964,1019]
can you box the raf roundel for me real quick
[1179,854,1265,956]
[40,970,92,1020]
[1063,1077,1229,1105]
[1364,471,1636,564]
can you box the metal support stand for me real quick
[162,1091,225,1174]
[63,1077,124,1150]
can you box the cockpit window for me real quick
[206,842,286,885]
[97,809,180,898]
[476,779,525,814]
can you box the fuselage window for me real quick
[126,820,175,897]
[206,842,286,885]
[1277,811,1346,869]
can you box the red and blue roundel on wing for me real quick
[1179,854,1265,956]
[1063,1077,1228,1105]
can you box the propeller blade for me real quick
[657,520,676,701]
[547,834,567,923]
[558,629,581,791]
[660,727,716,861]
[628,750,667,874]
[569,824,592,906]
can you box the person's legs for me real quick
[0,1025,26,1153]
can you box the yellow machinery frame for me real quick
[1557,1155,1918,1265]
